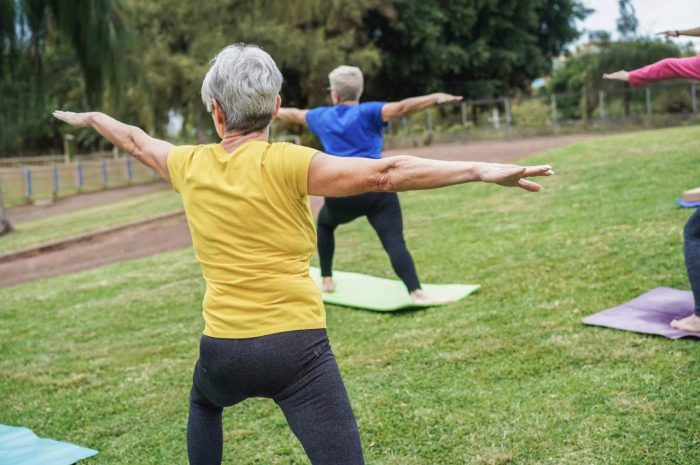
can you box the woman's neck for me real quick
[220,127,269,153]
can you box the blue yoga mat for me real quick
[676,198,700,208]
[0,424,98,465]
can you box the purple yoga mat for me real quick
[583,287,700,340]
[676,198,700,208]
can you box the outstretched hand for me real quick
[478,163,554,192]
[435,93,463,104]
[657,30,680,38]
[53,110,92,128]
[602,70,630,82]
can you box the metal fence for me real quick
[0,157,158,206]
[382,80,700,148]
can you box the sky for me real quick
[579,0,700,48]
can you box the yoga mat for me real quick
[582,287,700,340]
[0,424,98,465]
[676,198,700,208]
[309,266,479,311]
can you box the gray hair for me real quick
[201,43,283,134]
[328,65,363,102]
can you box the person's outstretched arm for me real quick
[658,27,700,38]
[275,108,309,125]
[381,93,463,122]
[603,55,700,86]
[53,111,174,181]
[307,153,553,197]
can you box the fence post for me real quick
[24,166,33,201]
[692,83,697,114]
[460,101,468,128]
[504,98,512,125]
[102,159,109,186]
[598,90,606,121]
[76,161,84,192]
[126,158,133,183]
[550,94,559,133]
[426,109,433,134]
[52,163,60,197]
[645,87,652,121]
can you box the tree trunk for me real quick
[0,179,14,236]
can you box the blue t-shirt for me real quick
[305,101,387,159]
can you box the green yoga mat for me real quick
[309,266,479,311]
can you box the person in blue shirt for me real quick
[276,65,462,304]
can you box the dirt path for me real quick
[0,135,595,289]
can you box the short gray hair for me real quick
[201,43,283,134]
[328,65,363,102]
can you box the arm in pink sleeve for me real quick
[628,56,700,86]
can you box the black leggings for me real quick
[317,192,421,292]
[685,208,700,316]
[187,329,364,465]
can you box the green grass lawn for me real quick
[0,189,182,253]
[1,127,700,464]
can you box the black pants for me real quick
[685,208,700,316]
[187,329,364,465]
[317,192,421,292]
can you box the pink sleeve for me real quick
[629,56,700,86]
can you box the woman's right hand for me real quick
[476,163,554,192]
[602,70,630,82]
[657,30,680,38]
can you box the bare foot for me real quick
[670,314,700,332]
[321,277,336,293]
[410,289,453,305]
[602,70,630,81]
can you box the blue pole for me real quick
[126,158,133,182]
[53,164,60,194]
[102,159,109,186]
[77,162,84,191]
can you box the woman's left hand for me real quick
[53,110,92,128]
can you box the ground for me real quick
[0,135,593,289]
[1,128,698,465]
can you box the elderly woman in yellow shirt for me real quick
[54,43,553,465]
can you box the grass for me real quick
[1,126,700,464]
[0,189,182,253]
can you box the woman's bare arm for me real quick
[659,27,700,38]
[274,108,309,125]
[381,93,463,121]
[307,153,553,197]
[53,111,173,181]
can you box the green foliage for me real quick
[510,98,552,126]
[2,128,700,463]
[0,0,128,154]
[616,0,638,40]
[2,0,588,155]
[365,0,589,100]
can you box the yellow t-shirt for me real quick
[167,141,324,338]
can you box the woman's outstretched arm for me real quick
[603,56,700,86]
[307,153,553,197]
[658,27,700,38]
[53,111,174,181]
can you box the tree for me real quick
[616,0,638,40]
[363,0,590,101]
[0,0,127,233]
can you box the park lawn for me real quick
[1,126,700,465]
[0,188,183,254]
